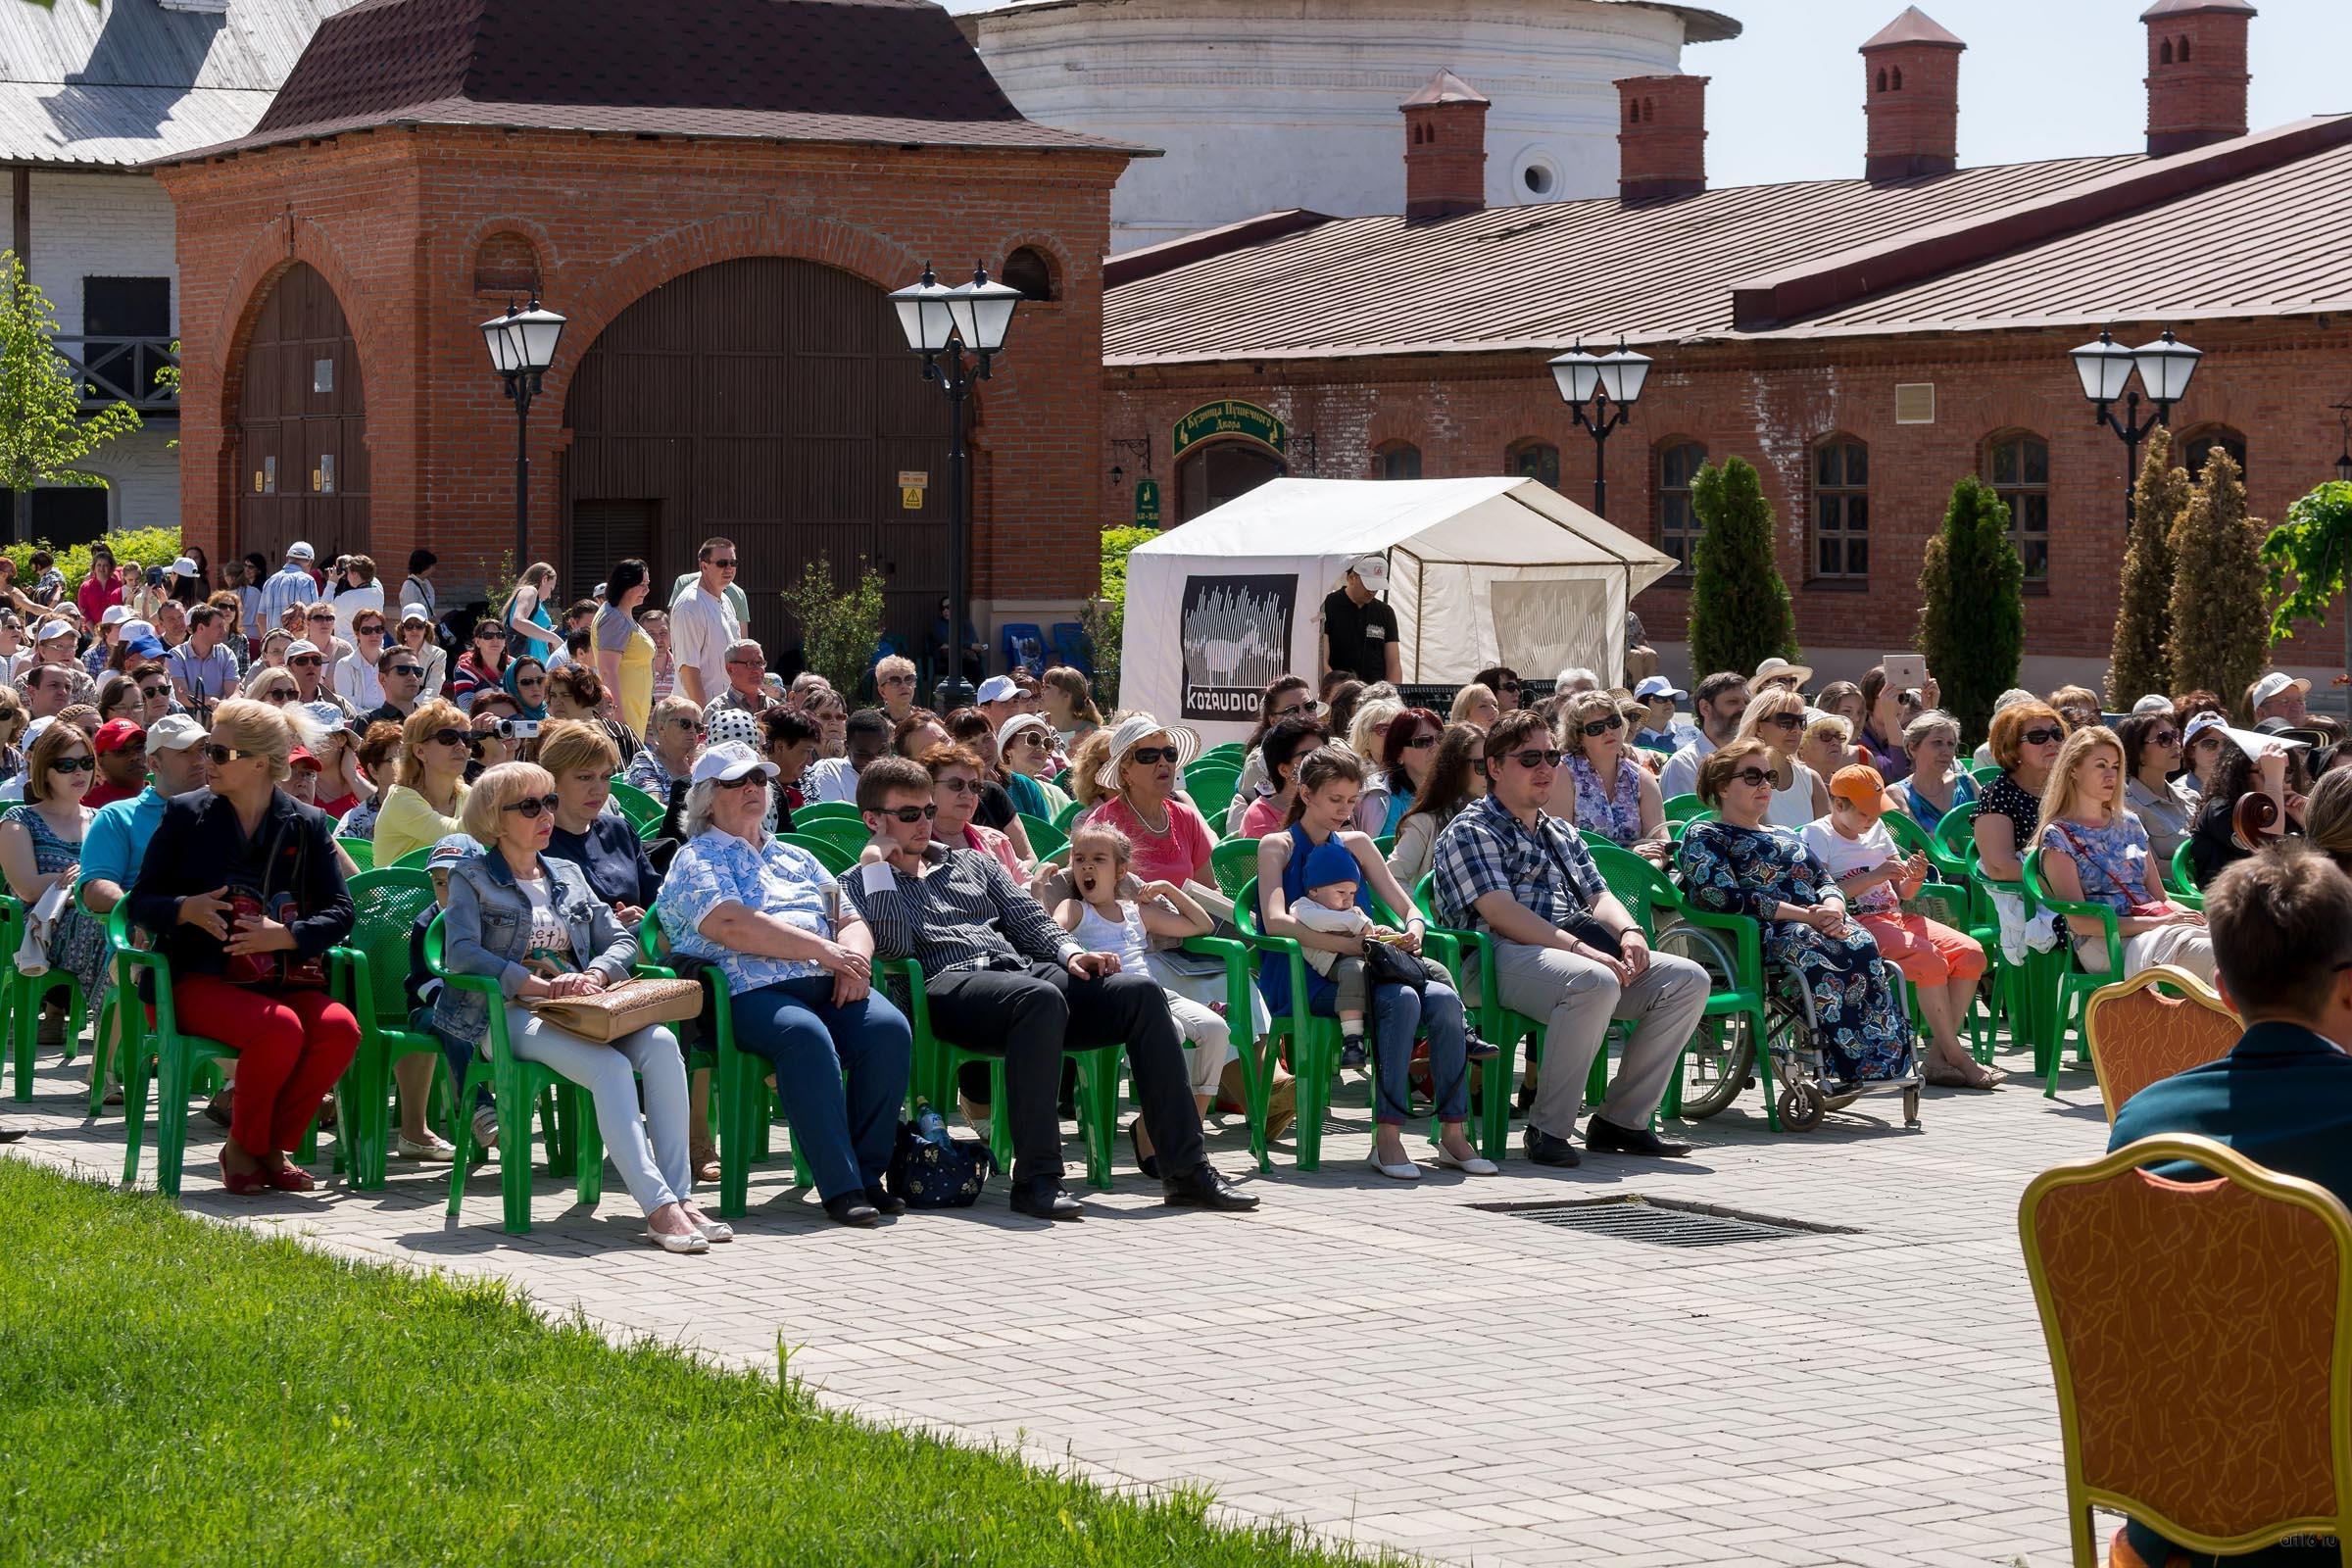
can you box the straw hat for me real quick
[1093,712,1200,791]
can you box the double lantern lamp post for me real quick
[2070,325,2202,531]
[1546,337,1652,519]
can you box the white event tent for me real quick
[1120,477,1679,743]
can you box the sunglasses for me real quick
[710,558,739,569]
[1580,714,1625,737]
[291,657,323,668]
[475,627,508,641]
[1402,733,1438,750]
[1127,746,1180,765]
[713,772,766,793]
[502,795,562,819]
[874,803,938,823]
[516,677,545,689]
[49,755,95,774]
[428,728,468,748]
[1495,680,1522,693]
[356,625,384,637]
[1766,713,1803,730]
[1272,702,1312,719]
[671,717,706,734]
[384,664,421,679]
[1728,766,1775,787]
[306,614,334,623]
[1012,732,1048,749]
[2021,727,2065,746]
[2150,730,2180,747]
[936,775,978,794]
[137,684,167,700]
[203,745,254,765]
[1505,748,1565,769]
[880,674,915,688]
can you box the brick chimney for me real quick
[2143,0,2255,157]
[1860,6,1966,181]
[1401,70,1489,220]
[1615,74,1709,204]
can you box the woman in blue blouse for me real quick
[657,740,912,1229]
[1678,739,1916,1092]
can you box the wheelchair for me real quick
[1653,920,1923,1134]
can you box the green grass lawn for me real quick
[0,1161,1385,1567]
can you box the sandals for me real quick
[647,1225,710,1255]
[264,1161,317,1193]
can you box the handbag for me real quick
[222,814,326,990]
[1360,931,1431,992]
[884,1122,997,1208]
[1538,828,1625,961]
[526,976,703,1043]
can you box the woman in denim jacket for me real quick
[437,760,722,1255]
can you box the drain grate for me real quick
[1477,1197,1821,1248]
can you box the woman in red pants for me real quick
[127,697,357,1194]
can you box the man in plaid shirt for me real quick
[1433,710,1707,1166]
[843,758,1257,1222]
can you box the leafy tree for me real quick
[777,555,888,700]
[2260,479,2352,686]
[1686,456,1796,681]
[2105,427,2188,709]
[1082,524,1156,711]
[1917,475,2023,745]
[0,251,141,544]
[2167,446,2271,706]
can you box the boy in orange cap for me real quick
[1803,764,2001,1090]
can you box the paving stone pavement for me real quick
[6,1033,2115,1568]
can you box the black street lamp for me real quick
[2071,326,2201,531]
[479,298,566,577]
[1547,336,1652,518]
[2331,402,2352,485]
[890,262,1020,710]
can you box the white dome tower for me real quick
[961,0,1740,250]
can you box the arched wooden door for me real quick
[561,258,953,658]
[1177,440,1284,521]
[236,264,369,565]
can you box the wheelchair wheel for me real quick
[1902,1086,1921,1127]
[1674,1018,1753,1120]
[1777,1081,1827,1132]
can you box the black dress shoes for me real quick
[1584,1117,1692,1157]
[823,1193,880,1228]
[1009,1179,1084,1220]
[1523,1125,1583,1167]
[1161,1162,1259,1211]
[864,1186,907,1216]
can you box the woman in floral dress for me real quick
[1559,690,1669,865]
[1677,739,1916,1089]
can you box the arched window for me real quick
[1986,432,2051,585]
[1373,441,1422,481]
[1628,99,1640,125]
[2181,425,2248,482]
[1812,436,1869,580]
[2160,37,2174,64]
[1000,246,1057,302]
[2180,34,2191,61]
[1656,439,1706,573]
[1891,66,1904,90]
[1508,439,1560,490]
[1876,68,1888,92]
[1642,99,1654,122]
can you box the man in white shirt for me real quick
[801,709,894,805]
[1660,671,1751,800]
[259,542,320,636]
[167,606,240,717]
[668,536,743,707]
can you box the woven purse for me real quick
[526,976,703,1043]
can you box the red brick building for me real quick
[1101,0,2352,692]
[156,0,1137,653]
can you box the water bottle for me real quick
[912,1098,952,1151]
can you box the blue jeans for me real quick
[1367,979,1469,1127]
[727,976,912,1201]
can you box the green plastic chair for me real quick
[1209,837,1264,900]
[429,914,599,1235]
[4,892,85,1102]
[327,868,449,1190]
[2167,839,2205,909]
[1198,741,1247,768]
[779,831,857,877]
[2022,848,2127,1099]
[1405,872,1527,1157]
[884,956,1124,1191]
[606,778,663,833]
[1881,811,1998,1060]
[1184,765,1242,823]
[1053,799,1087,834]
[114,906,350,1195]
[338,837,375,871]
[1662,793,1706,824]
[797,815,873,862]
[794,801,863,827]
[1018,812,1068,861]
[394,846,434,871]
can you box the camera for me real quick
[144,565,165,587]
[498,717,540,740]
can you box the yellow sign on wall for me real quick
[901,485,924,510]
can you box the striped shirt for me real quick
[841,842,1078,979]
[258,564,318,635]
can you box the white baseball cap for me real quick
[98,606,128,628]
[996,711,1054,754]
[286,639,322,660]
[34,619,74,643]
[147,713,208,753]
[974,675,1019,705]
[689,741,778,788]
[287,541,316,562]
[1634,675,1686,703]
[169,557,200,578]
[1347,554,1391,592]
[2250,671,2313,710]
[2131,693,2176,714]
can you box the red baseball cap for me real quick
[92,718,145,756]
[288,747,322,772]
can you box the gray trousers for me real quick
[1486,941,1709,1140]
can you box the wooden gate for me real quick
[236,264,369,565]
[561,258,953,660]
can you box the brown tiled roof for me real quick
[1860,7,1966,51]
[1102,115,2352,366]
[165,0,1145,162]
[1402,71,1490,108]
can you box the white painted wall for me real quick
[78,425,182,532]
[968,0,1690,250]
[24,169,179,336]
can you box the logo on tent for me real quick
[1180,573,1296,720]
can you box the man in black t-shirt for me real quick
[1319,554,1400,685]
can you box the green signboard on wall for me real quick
[1134,477,1162,527]
[1172,399,1286,458]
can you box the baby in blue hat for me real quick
[1292,839,1460,1056]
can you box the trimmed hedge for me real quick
[4,526,183,596]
